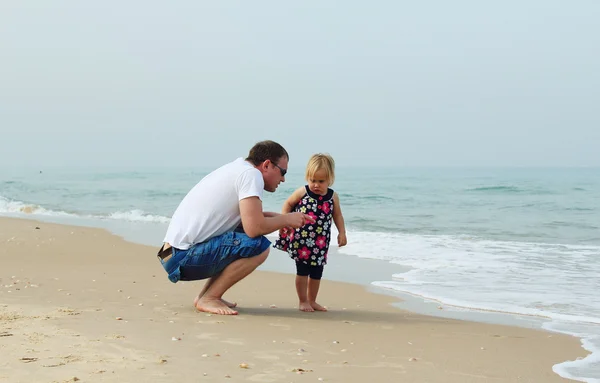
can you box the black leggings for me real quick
[295,262,324,280]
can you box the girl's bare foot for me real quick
[310,302,327,311]
[299,301,315,312]
[195,297,238,315]
[194,295,237,309]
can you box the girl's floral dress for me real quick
[274,186,334,266]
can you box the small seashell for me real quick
[332,340,339,344]
[116,317,123,320]
[318,378,324,381]
[437,306,443,310]
[138,303,143,306]
[118,289,122,292]
[203,373,207,376]
[239,363,249,369]
[224,374,231,378]
[480,347,485,350]
[171,337,181,341]
[341,349,347,352]
[408,342,413,345]
[409,357,418,362]
[298,348,305,352]
[214,353,221,357]
[159,359,167,364]
[201,354,208,357]
[269,304,277,308]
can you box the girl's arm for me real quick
[278,186,306,237]
[332,192,347,247]
[281,187,306,214]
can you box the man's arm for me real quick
[240,197,311,238]
[263,211,280,218]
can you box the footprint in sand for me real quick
[286,338,309,345]
[221,338,245,345]
[268,322,291,330]
[252,353,280,361]
[195,332,218,341]
[248,373,287,382]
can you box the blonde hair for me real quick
[305,153,335,185]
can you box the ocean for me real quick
[1,164,599,382]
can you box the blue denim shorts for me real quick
[160,231,271,283]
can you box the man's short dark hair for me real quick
[246,140,289,166]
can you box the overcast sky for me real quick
[1,1,599,169]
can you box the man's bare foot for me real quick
[195,297,238,315]
[310,302,327,311]
[220,298,237,308]
[299,301,315,312]
[194,295,237,308]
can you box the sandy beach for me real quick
[0,217,587,382]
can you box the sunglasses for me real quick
[272,162,287,177]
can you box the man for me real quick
[157,140,314,315]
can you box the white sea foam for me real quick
[0,196,77,217]
[0,196,170,224]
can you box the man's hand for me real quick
[337,232,347,247]
[286,212,315,229]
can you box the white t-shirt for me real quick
[164,158,264,250]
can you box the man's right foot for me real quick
[195,297,238,315]
[194,295,237,309]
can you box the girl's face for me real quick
[308,169,330,195]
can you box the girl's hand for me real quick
[337,232,347,247]
[279,227,293,238]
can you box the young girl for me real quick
[274,153,347,312]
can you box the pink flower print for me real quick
[298,246,311,260]
[307,211,317,223]
[322,202,330,214]
[315,235,327,249]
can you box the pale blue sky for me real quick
[1,1,599,168]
